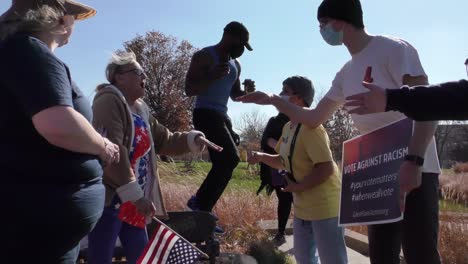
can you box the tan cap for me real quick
[1,0,96,22]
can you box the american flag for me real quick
[137,221,204,264]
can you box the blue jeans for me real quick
[293,217,348,264]
[2,181,105,264]
[87,205,149,264]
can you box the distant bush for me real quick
[440,171,468,204]
[453,162,468,173]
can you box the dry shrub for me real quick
[439,215,468,264]
[440,172,468,204]
[160,179,278,254]
[453,162,468,174]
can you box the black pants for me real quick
[193,108,240,212]
[368,173,441,264]
[274,186,293,234]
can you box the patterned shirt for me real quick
[129,113,151,191]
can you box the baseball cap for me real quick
[224,21,253,51]
[1,0,96,22]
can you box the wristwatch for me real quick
[404,155,424,166]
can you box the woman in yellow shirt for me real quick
[248,76,347,264]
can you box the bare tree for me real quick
[235,110,268,151]
[436,121,468,167]
[435,121,458,165]
[123,31,197,131]
[322,106,359,162]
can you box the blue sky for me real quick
[2,0,467,123]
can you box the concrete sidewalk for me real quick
[258,219,370,263]
[277,234,370,264]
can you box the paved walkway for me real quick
[277,234,370,264]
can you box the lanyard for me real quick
[287,123,302,183]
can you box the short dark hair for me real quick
[282,76,315,107]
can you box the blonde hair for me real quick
[0,5,65,40]
[96,51,139,91]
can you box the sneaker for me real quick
[186,196,220,221]
[272,233,286,246]
[186,195,201,211]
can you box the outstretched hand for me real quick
[235,91,273,105]
[345,82,388,115]
[195,136,223,152]
[247,151,262,164]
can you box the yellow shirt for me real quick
[276,123,341,220]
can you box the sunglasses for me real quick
[119,68,147,78]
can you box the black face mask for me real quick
[230,44,245,59]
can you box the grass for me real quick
[168,161,262,193]
[439,200,468,213]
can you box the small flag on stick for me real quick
[137,217,209,264]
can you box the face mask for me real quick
[280,95,291,101]
[230,44,245,59]
[320,23,343,46]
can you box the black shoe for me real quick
[272,233,286,246]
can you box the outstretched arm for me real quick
[237,92,341,128]
[346,80,468,121]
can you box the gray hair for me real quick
[96,51,139,91]
[0,5,65,40]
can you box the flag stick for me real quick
[152,216,210,259]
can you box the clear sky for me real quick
[2,0,467,122]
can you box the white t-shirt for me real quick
[326,35,440,173]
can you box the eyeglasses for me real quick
[118,68,147,78]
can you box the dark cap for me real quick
[465,58,468,65]
[1,0,96,22]
[283,76,315,107]
[317,0,364,29]
[224,21,253,51]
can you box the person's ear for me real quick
[331,20,345,32]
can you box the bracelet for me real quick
[404,154,424,166]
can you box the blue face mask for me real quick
[320,23,343,46]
